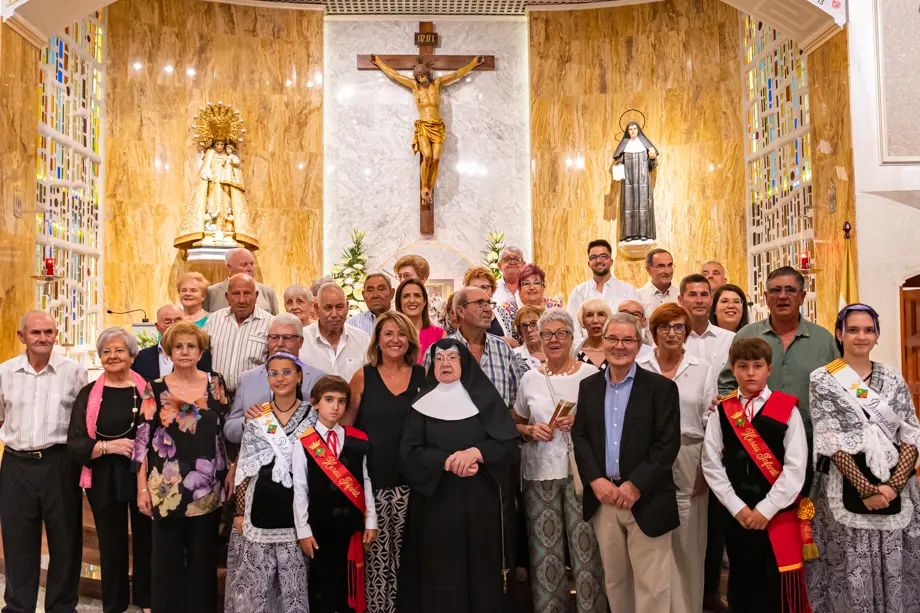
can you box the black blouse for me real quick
[355,364,426,490]
[68,383,144,505]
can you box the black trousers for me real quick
[723,506,782,613]
[703,489,726,597]
[151,511,220,613]
[88,494,152,613]
[0,447,83,613]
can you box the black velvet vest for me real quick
[719,402,793,511]
[305,431,369,536]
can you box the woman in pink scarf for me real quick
[68,326,151,613]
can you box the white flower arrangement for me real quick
[331,229,369,317]
[483,230,505,280]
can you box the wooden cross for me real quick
[358,22,495,233]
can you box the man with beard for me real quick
[567,239,640,343]
[638,248,679,318]
[299,282,370,382]
[346,272,395,336]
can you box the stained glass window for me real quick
[35,12,105,362]
[742,14,815,322]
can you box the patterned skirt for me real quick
[523,477,606,613]
[224,529,310,613]
[806,474,920,612]
[366,485,410,613]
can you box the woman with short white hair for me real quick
[284,284,315,327]
[575,298,613,370]
[512,308,605,613]
[69,327,151,613]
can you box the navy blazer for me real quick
[571,364,681,538]
[132,344,213,382]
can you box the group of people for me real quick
[0,242,917,613]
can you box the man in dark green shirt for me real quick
[717,266,839,432]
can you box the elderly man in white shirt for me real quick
[678,274,734,387]
[567,239,639,344]
[637,302,715,613]
[0,311,87,613]
[638,248,679,317]
[300,282,370,382]
[491,245,526,307]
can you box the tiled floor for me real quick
[0,574,142,612]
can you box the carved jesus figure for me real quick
[371,53,483,207]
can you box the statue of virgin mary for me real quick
[612,121,660,242]
[174,102,259,251]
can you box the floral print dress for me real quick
[133,374,230,519]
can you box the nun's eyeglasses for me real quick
[435,354,461,363]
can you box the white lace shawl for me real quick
[810,363,920,530]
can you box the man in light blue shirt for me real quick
[346,272,395,337]
[604,362,636,479]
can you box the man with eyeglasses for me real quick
[492,245,526,307]
[567,239,640,344]
[718,266,837,431]
[224,313,325,444]
[572,312,681,612]
[425,286,528,408]
[638,248,679,317]
[133,304,212,380]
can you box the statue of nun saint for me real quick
[612,121,659,242]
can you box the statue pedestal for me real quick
[187,246,234,262]
[617,238,657,260]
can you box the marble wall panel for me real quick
[530,0,747,294]
[323,19,531,287]
[104,0,323,328]
[0,25,40,361]
[879,0,920,159]
[808,28,858,330]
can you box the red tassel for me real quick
[780,569,812,613]
[347,532,367,613]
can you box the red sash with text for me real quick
[301,426,368,613]
[722,390,813,613]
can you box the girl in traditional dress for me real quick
[396,339,519,613]
[225,352,315,613]
[807,304,920,612]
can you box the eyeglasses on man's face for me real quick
[588,253,611,262]
[267,334,300,343]
[500,256,524,265]
[462,299,495,310]
[766,285,803,296]
[603,336,638,347]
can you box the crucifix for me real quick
[358,22,495,234]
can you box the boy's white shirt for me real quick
[292,421,378,540]
[702,385,808,520]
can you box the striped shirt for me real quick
[0,352,87,451]
[424,331,529,407]
[346,311,378,337]
[203,307,272,393]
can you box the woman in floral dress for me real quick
[133,321,230,613]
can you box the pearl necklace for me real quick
[545,361,579,377]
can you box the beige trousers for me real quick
[670,441,708,613]
[593,503,672,613]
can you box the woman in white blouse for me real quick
[512,308,605,613]
[637,302,715,613]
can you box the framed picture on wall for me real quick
[426,279,454,300]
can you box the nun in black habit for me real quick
[613,120,660,242]
[396,339,519,613]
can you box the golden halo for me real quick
[192,101,246,149]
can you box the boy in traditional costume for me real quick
[292,375,378,613]
[702,338,813,613]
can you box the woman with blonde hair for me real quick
[177,272,210,327]
[343,311,425,613]
[574,298,613,370]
